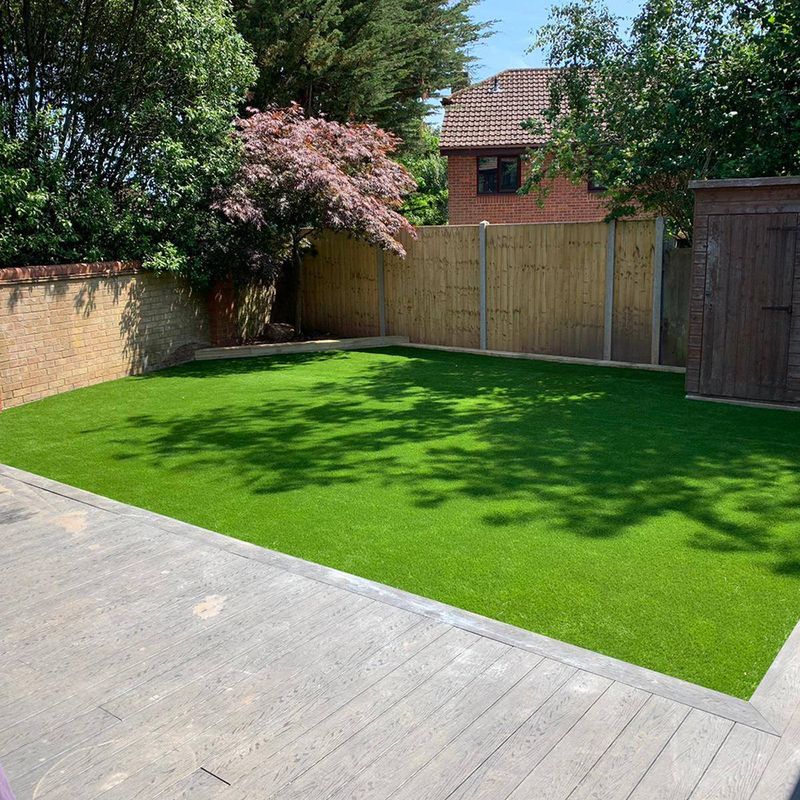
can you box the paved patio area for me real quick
[1,464,799,800]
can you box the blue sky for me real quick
[428,0,643,125]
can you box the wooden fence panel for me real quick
[612,220,656,363]
[384,226,480,348]
[487,222,608,359]
[301,231,379,337]
[661,246,692,367]
[300,220,667,366]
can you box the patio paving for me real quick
[1,464,799,800]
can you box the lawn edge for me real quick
[194,335,409,361]
[402,342,687,373]
[751,620,800,734]
[0,461,787,735]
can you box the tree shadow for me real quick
[113,347,800,577]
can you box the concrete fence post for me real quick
[650,216,666,365]
[603,220,617,361]
[479,220,489,350]
[376,248,386,337]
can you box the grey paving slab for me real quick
[0,465,798,800]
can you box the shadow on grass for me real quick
[117,347,800,577]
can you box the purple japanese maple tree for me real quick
[216,104,417,332]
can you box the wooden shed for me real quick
[686,176,800,408]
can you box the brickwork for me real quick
[447,155,609,225]
[209,276,239,346]
[0,263,208,409]
[208,275,278,346]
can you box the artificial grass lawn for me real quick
[1,347,799,698]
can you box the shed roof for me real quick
[688,176,800,190]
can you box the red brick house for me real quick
[441,68,607,225]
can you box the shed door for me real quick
[700,213,797,402]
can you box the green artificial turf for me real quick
[1,347,799,698]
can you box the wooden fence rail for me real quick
[301,218,687,367]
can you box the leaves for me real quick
[398,125,448,225]
[525,0,800,238]
[0,0,256,271]
[233,0,491,147]
[216,104,417,260]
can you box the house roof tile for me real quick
[440,68,557,150]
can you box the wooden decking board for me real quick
[98,579,326,720]
[2,541,207,657]
[627,708,734,800]
[0,575,300,741]
[326,648,541,800]
[0,577,324,759]
[198,620,455,784]
[505,681,650,800]
[154,769,239,800]
[1,521,282,622]
[51,565,303,690]
[3,548,277,699]
[229,634,500,799]
[241,637,508,800]
[750,701,800,800]
[0,660,40,710]
[17,596,393,799]
[1,705,124,783]
[751,620,800,735]
[1,545,183,638]
[98,750,213,800]
[446,668,607,800]
[7,588,368,764]
[1,466,799,800]
[690,723,779,800]
[36,593,378,800]
[126,619,452,800]
[0,531,189,624]
[0,520,175,604]
[58,602,418,798]
[388,658,581,800]
[0,510,112,565]
[567,694,692,800]
[0,508,167,577]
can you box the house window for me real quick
[477,156,520,195]
[588,174,606,193]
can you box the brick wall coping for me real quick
[0,260,142,285]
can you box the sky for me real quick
[427,0,643,126]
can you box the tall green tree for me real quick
[0,0,256,272]
[398,124,448,225]
[234,0,489,145]
[524,0,800,237]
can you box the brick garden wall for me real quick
[0,262,209,409]
[208,275,278,346]
[447,155,609,225]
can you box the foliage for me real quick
[0,0,255,272]
[524,0,800,237]
[215,105,416,327]
[233,0,490,146]
[398,125,448,225]
[217,104,416,255]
